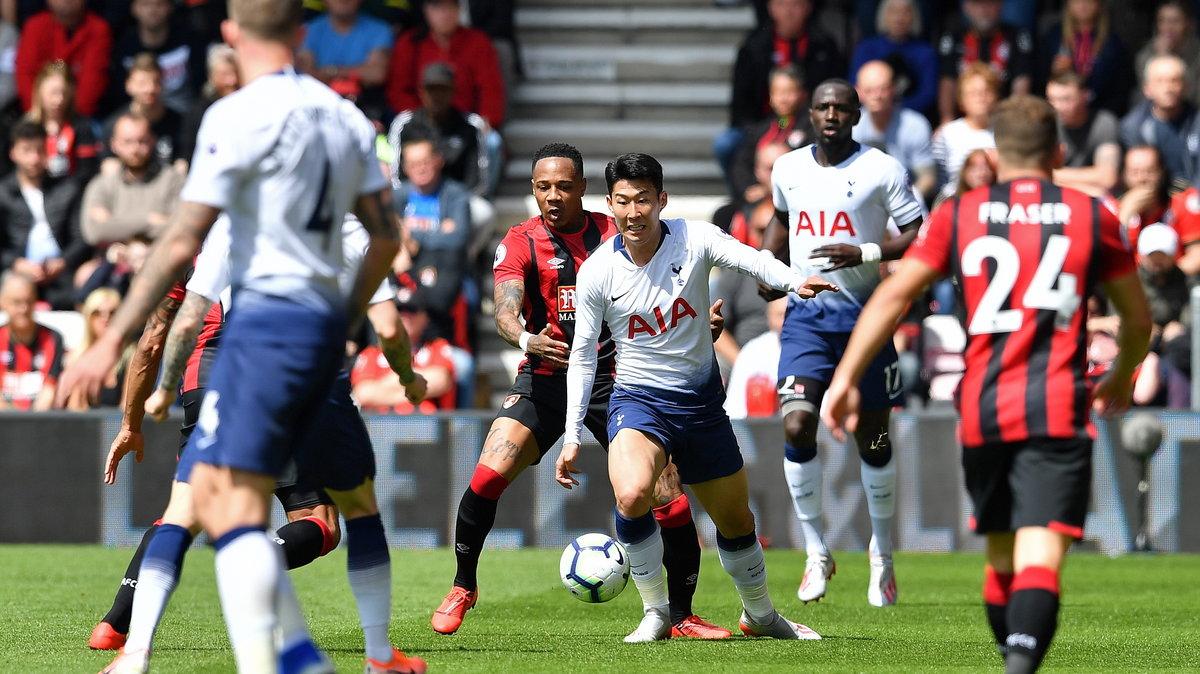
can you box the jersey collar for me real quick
[613,220,671,263]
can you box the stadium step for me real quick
[515,6,754,46]
[511,82,728,123]
[520,45,737,84]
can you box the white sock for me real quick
[273,566,312,654]
[123,564,177,652]
[348,562,393,662]
[784,457,828,556]
[717,540,775,622]
[624,532,668,611]
[860,459,896,556]
[214,530,282,674]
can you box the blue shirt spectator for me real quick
[301,11,392,70]
[850,0,938,116]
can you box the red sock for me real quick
[301,515,337,556]
[469,464,510,500]
[652,493,693,529]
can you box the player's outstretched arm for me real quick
[810,218,923,271]
[349,190,401,332]
[105,293,184,485]
[757,209,792,301]
[495,278,569,368]
[144,290,214,423]
[366,299,427,404]
[1093,271,1153,416]
[705,223,839,298]
[57,202,219,408]
[824,257,940,441]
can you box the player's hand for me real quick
[709,299,725,342]
[55,336,122,408]
[1092,372,1134,417]
[556,443,583,489]
[795,275,840,299]
[756,281,787,302]
[104,427,144,485]
[144,387,176,423]
[403,371,428,405]
[822,377,861,442]
[528,324,570,369]
[810,243,864,270]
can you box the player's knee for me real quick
[613,485,654,519]
[712,507,756,540]
[783,410,818,446]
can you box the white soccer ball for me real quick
[559,533,630,603]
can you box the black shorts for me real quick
[962,437,1092,539]
[179,388,333,512]
[494,371,613,461]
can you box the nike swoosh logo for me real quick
[611,290,630,302]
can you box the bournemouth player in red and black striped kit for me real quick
[431,143,730,639]
[823,96,1152,673]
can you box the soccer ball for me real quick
[559,533,630,603]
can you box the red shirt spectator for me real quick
[16,1,112,117]
[352,342,456,413]
[385,0,505,128]
[0,273,65,411]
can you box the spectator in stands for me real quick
[1135,1,1200,107]
[0,16,17,112]
[951,148,996,198]
[392,137,471,348]
[0,271,65,410]
[179,44,238,162]
[80,113,184,246]
[1132,223,1192,408]
[0,120,88,310]
[464,0,519,119]
[932,62,997,200]
[1046,69,1121,196]
[15,0,111,117]
[724,297,787,420]
[715,0,842,187]
[25,61,100,182]
[853,59,936,203]
[73,233,150,303]
[102,54,186,170]
[386,0,505,130]
[1117,145,1173,249]
[1039,0,1131,116]
[63,286,126,409]
[1121,54,1200,191]
[351,284,456,413]
[935,0,1032,125]
[296,0,392,106]
[849,0,938,116]
[728,65,812,204]
[109,0,205,115]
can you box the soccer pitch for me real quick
[4,546,1197,673]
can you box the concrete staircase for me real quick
[476,0,755,405]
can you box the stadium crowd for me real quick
[0,0,1197,413]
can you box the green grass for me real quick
[1,546,1197,672]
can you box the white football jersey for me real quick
[182,67,387,311]
[564,218,811,445]
[188,215,391,309]
[771,143,923,330]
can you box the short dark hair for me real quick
[769,64,805,89]
[531,142,584,178]
[812,78,860,107]
[991,94,1058,167]
[605,152,663,194]
[1046,69,1086,90]
[11,119,47,146]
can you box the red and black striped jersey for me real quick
[0,324,64,410]
[181,302,224,394]
[906,178,1136,448]
[493,211,616,377]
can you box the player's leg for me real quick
[983,532,1017,659]
[651,461,729,639]
[854,340,905,604]
[274,481,341,569]
[1005,527,1072,674]
[91,522,159,650]
[963,442,1018,662]
[609,427,671,642]
[688,468,819,641]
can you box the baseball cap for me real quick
[394,283,426,313]
[422,62,455,88]
[1137,223,1179,258]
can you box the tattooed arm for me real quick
[495,278,568,368]
[57,201,219,406]
[144,290,214,422]
[366,299,427,404]
[104,293,184,484]
[349,190,400,333]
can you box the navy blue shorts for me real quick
[777,323,902,411]
[294,371,376,492]
[606,384,743,485]
[182,294,346,479]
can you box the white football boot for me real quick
[624,605,671,643]
[797,551,836,603]
[738,611,822,640]
[868,553,897,606]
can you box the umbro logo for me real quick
[546,257,566,270]
[671,264,682,275]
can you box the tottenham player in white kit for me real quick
[765,79,924,607]
[57,1,411,672]
[556,153,834,643]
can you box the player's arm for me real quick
[366,299,427,404]
[56,202,218,407]
[349,190,401,332]
[104,292,183,484]
[759,209,798,300]
[556,266,605,489]
[1093,271,1153,415]
[144,290,214,421]
[495,271,568,367]
[823,257,942,440]
[705,224,838,298]
[1052,142,1120,194]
